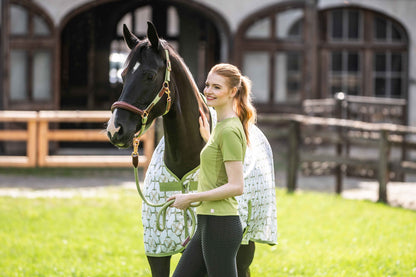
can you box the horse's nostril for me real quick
[108,125,122,138]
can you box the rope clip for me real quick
[132,138,140,168]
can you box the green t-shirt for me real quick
[196,117,247,216]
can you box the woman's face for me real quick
[204,72,235,109]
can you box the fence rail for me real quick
[303,93,407,125]
[0,111,154,169]
[259,113,416,203]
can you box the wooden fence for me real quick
[3,109,415,203]
[303,93,407,125]
[259,113,416,203]
[0,111,38,167]
[0,111,154,169]
[302,92,407,182]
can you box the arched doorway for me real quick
[59,0,229,110]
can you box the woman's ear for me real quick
[230,87,238,98]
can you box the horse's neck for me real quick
[162,74,207,180]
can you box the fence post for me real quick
[287,120,300,193]
[27,119,38,166]
[334,92,346,194]
[37,120,49,167]
[378,130,390,203]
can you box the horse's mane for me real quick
[162,41,202,99]
[122,38,202,101]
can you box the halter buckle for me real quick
[142,110,149,118]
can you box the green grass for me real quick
[0,188,415,276]
[252,191,416,276]
[0,167,133,177]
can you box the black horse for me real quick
[107,22,261,277]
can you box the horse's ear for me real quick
[123,24,140,50]
[147,21,161,50]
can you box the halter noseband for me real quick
[111,49,172,139]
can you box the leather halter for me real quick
[111,49,172,139]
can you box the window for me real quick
[7,2,55,106]
[275,52,303,102]
[243,52,269,102]
[235,4,408,112]
[10,50,28,100]
[32,51,52,100]
[330,9,362,41]
[276,9,303,40]
[374,16,404,42]
[109,40,129,85]
[329,51,361,95]
[236,4,306,107]
[321,8,408,98]
[374,52,405,98]
[10,5,29,35]
[10,4,51,36]
[246,17,270,39]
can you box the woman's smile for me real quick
[205,95,216,101]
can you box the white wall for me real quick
[195,0,286,32]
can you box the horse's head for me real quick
[107,22,172,148]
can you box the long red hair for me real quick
[209,63,257,144]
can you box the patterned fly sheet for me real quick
[142,112,277,256]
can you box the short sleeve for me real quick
[220,127,244,161]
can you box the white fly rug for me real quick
[142,124,278,257]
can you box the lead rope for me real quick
[132,138,198,246]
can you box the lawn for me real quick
[0,187,415,276]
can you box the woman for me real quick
[168,63,256,277]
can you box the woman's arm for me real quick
[168,160,244,210]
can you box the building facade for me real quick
[1,0,415,123]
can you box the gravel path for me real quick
[291,173,416,210]
[1,170,415,210]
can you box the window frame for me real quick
[319,7,408,99]
[4,0,57,110]
[234,2,309,112]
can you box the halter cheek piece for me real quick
[111,49,172,140]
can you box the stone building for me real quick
[1,0,415,123]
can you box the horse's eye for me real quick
[145,72,156,80]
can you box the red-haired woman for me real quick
[168,63,256,277]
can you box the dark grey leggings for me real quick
[172,214,243,277]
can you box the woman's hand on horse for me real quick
[199,108,210,143]
[168,194,192,210]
